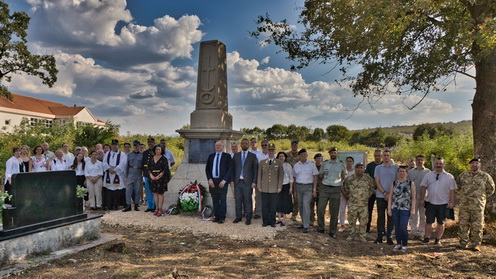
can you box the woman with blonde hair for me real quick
[20,145,31,172]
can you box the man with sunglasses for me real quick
[419,157,456,245]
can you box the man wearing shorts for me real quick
[419,157,456,245]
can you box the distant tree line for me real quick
[241,123,456,148]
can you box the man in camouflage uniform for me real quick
[342,162,376,242]
[457,158,495,251]
[286,140,300,220]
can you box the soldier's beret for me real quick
[268,143,276,150]
[291,140,299,144]
[328,147,338,153]
[111,139,119,145]
[133,140,141,146]
[314,153,323,159]
[469,158,480,163]
[298,149,307,155]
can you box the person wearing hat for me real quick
[257,143,284,227]
[102,139,128,210]
[311,153,324,226]
[419,157,456,246]
[317,147,346,238]
[457,158,495,251]
[286,140,300,221]
[141,137,157,212]
[123,140,144,212]
[343,162,376,242]
[293,149,319,233]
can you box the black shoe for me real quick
[329,233,337,238]
[271,224,276,228]
[233,218,242,223]
[262,223,268,227]
[280,222,285,227]
[122,206,132,212]
[434,238,442,246]
[276,221,282,224]
[297,225,304,229]
[314,229,325,233]
[387,238,394,245]
[95,207,102,210]
[134,205,140,211]
[218,219,225,224]
[90,207,96,210]
[245,220,251,225]
[374,237,383,244]
[303,228,309,233]
[212,218,219,223]
[145,208,155,212]
[254,214,261,219]
[422,238,430,245]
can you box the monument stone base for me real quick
[164,129,243,218]
[190,110,233,129]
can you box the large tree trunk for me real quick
[473,51,496,221]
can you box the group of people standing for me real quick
[205,139,495,252]
[3,138,175,217]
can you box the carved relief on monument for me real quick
[195,40,228,111]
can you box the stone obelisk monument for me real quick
[165,40,243,216]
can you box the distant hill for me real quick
[355,120,472,136]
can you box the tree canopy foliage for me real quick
[0,2,58,100]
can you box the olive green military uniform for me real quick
[457,170,495,247]
[286,151,299,218]
[311,164,324,223]
[343,174,376,237]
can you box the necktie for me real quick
[215,153,220,177]
[269,159,272,165]
[242,152,246,168]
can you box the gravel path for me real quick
[101,211,289,241]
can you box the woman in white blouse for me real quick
[276,151,294,226]
[85,150,103,210]
[49,149,70,171]
[4,147,22,194]
[71,153,87,201]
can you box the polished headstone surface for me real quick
[1,171,87,238]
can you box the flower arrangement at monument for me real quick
[178,181,207,212]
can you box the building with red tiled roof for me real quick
[0,93,106,132]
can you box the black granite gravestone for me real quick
[188,139,216,163]
[1,170,88,239]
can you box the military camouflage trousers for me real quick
[459,203,485,246]
[348,205,369,236]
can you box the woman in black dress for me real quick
[276,151,294,226]
[147,145,171,216]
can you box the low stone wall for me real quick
[0,217,101,265]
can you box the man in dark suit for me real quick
[232,138,259,225]
[205,140,233,223]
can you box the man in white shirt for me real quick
[61,143,75,164]
[293,149,319,233]
[419,157,456,245]
[160,139,176,168]
[249,138,262,156]
[102,139,128,210]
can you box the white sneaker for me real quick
[393,245,401,251]
[338,227,345,232]
[401,247,407,252]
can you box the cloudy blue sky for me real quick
[5,0,474,135]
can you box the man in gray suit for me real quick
[232,138,259,225]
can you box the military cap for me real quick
[111,139,119,145]
[469,158,480,164]
[291,140,299,144]
[268,143,276,150]
[355,162,364,168]
[314,153,323,159]
[133,140,141,146]
[298,148,307,155]
[328,147,338,153]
